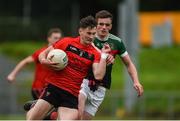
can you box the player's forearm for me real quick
[7,56,34,81]
[93,53,108,80]
[9,60,29,77]
[39,52,47,64]
[96,59,107,80]
[39,46,53,64]
[128,62,144,97]
[127,62,140,84]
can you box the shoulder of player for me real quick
[53,37,77,46]
[59,37,75,41]
[108,33,123,42]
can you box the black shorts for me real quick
[40,84,78,109]
[31,89,44,100]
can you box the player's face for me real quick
[96,18,112,39]
[79,27,97,45]
[48,33,62,45]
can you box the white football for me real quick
[47,49,68,70]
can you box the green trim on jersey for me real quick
[87,34,127,89]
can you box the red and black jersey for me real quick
[31,46,49,90]
[46,36,101,97]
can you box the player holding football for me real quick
[78,10,144,119]
[26,15,111,120]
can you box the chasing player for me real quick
[78,10,144,119]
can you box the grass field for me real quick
[1,42,180,90]
[0,41,180,119]
[1,41,179,90]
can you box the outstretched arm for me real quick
[7,56,34,83]
[121,54,144,97]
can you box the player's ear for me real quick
[109,24,112,30]
[79,28,82,35]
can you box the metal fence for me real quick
[1,80,180,120]
[96,90,180,120]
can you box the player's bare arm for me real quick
[121,54,144,97]
[38,46,60,70]
[7,56,34,83]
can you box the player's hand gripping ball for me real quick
[47,49,68,70]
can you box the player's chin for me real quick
[101,30,108,35]
[86,40,93,44]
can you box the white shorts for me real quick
[79,79,106,116]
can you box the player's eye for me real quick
[87,32,91,35]
[98,23,111,27]
[92,32,96,35]
[53,37,60,40]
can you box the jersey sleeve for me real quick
[93,50,101,63]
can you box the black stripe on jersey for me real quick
[66,45,94,61]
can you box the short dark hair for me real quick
[95,10,113,21]
[79,15,97,29]
[47,28,62,37]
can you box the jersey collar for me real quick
[95,34,110,41]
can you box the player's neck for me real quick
[79,38,91,46]
[97,34,109,41]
